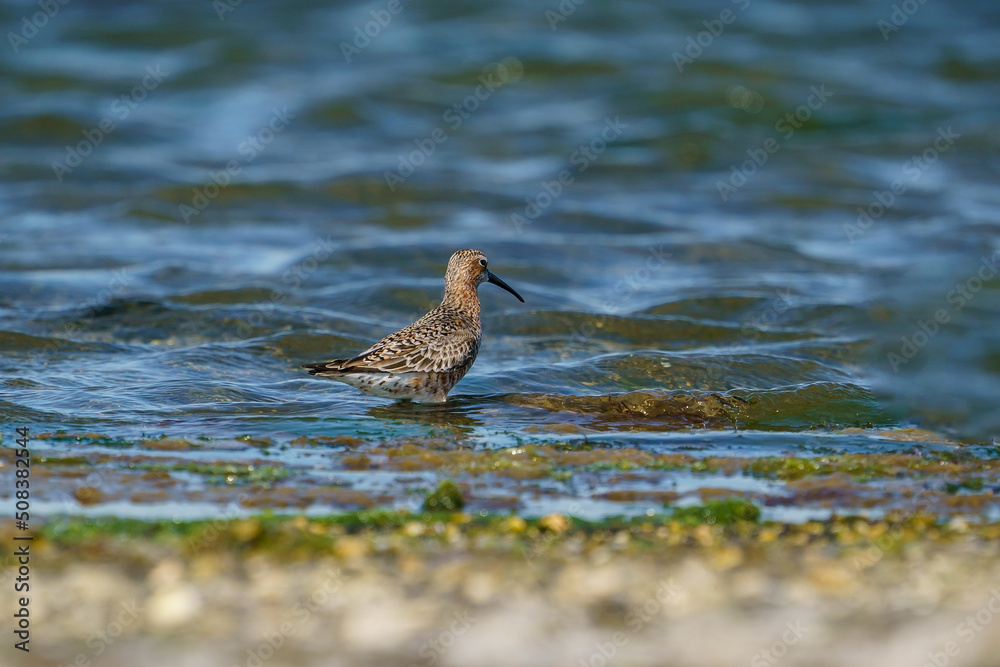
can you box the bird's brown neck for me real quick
[440,282,481,319]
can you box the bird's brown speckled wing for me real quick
[336,310,480,373]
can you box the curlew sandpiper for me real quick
[302,249,524,402]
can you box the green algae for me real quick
[36,431,136,448]
[583,460,640,472]
[744,457,829,480]
[137,462,290,486]
[669,498,761,526]
[236,434,274,448]
[504,385,892,432]
[423,479,465,512]
[290,435,366,448]
[741,453,1000,481]
[34,455,91,466]
[13,432,1000,522]
[945,478,985,494]
[24,510,1000,566]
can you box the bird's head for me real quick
[444,249,524,302]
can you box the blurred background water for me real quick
[1,0,999,516]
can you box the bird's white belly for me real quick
[333,372,458,403]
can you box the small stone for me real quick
[758,526,781,543]
[808,562,857,595]
[539,514,570,533]
[398,553,423,576]
[403,521,425,537]
[463,572,496,604]
[149,585,201,629]
[232,518,261,542]
[709,546,743,571]
[342,603,422,651]
[334,536,369,559]
[74,486,103,505]
[502,516,527,533]
[148,559,185,588]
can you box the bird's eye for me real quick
[479,259,487,267]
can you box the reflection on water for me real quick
[0,0,998,518]
[365,400,485,432]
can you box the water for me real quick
[1,0,998,520]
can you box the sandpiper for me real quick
[303,249,524,402]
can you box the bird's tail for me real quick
[301,360,348,376]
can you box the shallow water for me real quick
[1,0,998,520]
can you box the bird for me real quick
[302,249,524,402]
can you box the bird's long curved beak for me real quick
[487,271,525,302]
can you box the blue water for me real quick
[0,0,998,518]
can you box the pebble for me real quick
[148,585,202,629]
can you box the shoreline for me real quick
[5,512,1000,666]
